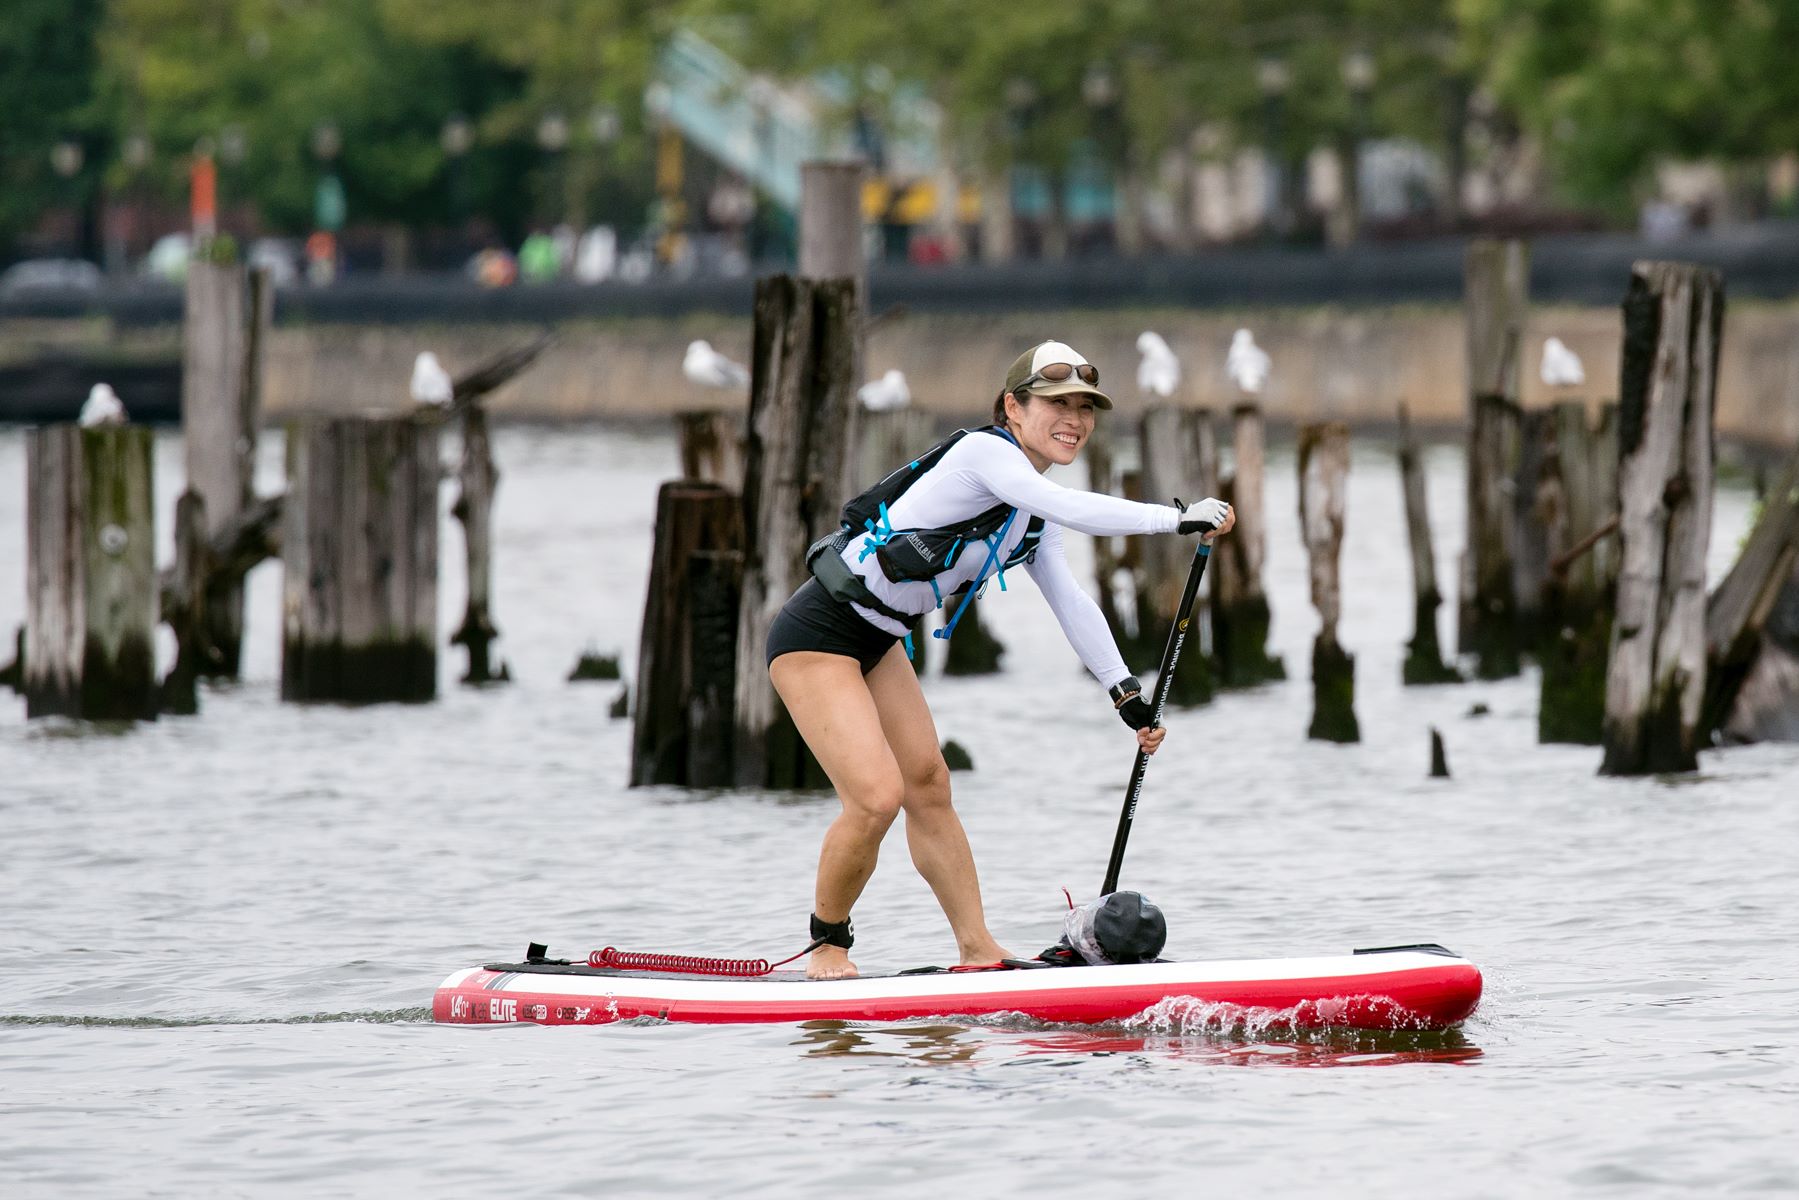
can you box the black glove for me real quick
[1174,496,1229,536]
[1109,675,1154,730]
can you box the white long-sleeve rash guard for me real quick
[838,429,1181,689]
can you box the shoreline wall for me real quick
[5,302,1797,446]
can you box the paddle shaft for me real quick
[1100,540,1212,895]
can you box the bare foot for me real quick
[959,942,1014,968]
[808,945,858,980]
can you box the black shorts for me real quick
[765,578,906,675]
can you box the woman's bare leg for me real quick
[769,650,906,979]
[864,646,1012,965]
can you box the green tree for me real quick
[0,0,108,258]
[1458,0,1799,211]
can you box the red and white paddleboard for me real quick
[432,945,1481,1031]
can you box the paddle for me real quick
[1100,534,1214,895]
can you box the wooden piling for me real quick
[1397,404,1458,684]
[1299,422,1358,742]
[1538,401,1617,744]
[24,425,158,720]
[678,410,744,488]
[855,407,936,497]
[1703,444,1799,741]
[1512,407,1558,633]
[733,275,861,788]
[0,625,22,691]
[632,483,744,787]
[686,549,744,787]
[1082,415,1132,648]
[450,400,506,684]
[1461,238,1527,679]
[1429,727,1450,777]
[1600,261,1723,775]
[799,161,869,294]
[183,260,271,679]
[160,490,209,715]
[942,598,1005,675]
[1212,404,1285,687]
[1139,406,1215,705]
[281,416,439,705]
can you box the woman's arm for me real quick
[955,435,1181,537]
[1022,524,1133,690]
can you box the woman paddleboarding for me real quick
[766,340,1234,979]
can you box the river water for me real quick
[1,423,1794,1197]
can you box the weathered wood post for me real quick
[1398,404,1458,684]
[1082,415,1131,647]
[678,410,744,488]
[24,425,158,720]
[1212,404,1284,686]
[799,161,869,294]
[687,549,745,786]
[281,416,439,704]
[855,407,936,497]
[161,490,209,715]
[183,259,272,679]
[1139,405,1215,705]
[732,276,861,787]
[733,163,866,787]
[450,400,506,684]
[1703,445,1799,741]
[632,483,744,786]
[1600,261,1722,775]
[1539,401,1617,743]
[1513,407,1558,634]
[1461,238,1527,678]
[1299,421,1358,742]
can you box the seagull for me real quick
[1136,331,1180,398]
[1226,329,1270,396]
[857,369,910,412]
[1540,337,1586,387]
[410,351,454,406]
[684,340,750,390]
[79,383,126,427]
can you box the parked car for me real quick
[0,258,104,295]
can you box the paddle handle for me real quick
[1100,539,1212,895]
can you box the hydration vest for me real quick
[805,426,1045,644]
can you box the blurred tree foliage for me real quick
[0,0,109,250]
[1458,0,1799,211]
[5,0,1794,255]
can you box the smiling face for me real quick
[1003,389,1098,471]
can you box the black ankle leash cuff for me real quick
[809,912,855,950]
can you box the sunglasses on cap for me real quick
[1018,361,1100,390]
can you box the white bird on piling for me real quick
[1136,331,1180,398]
[1541,337,1586,387]
[79,383,126,427]
[684,340,750,390]
[858,368,911,412]
[410,351,454,406]
[1226,328,1270,396]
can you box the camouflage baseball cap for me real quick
[1004,340,1113,409]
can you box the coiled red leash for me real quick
[589,939,823,977]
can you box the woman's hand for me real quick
[1201,501,1236,544]
[1137,725,1167,755]
[1176,497,1235,542]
